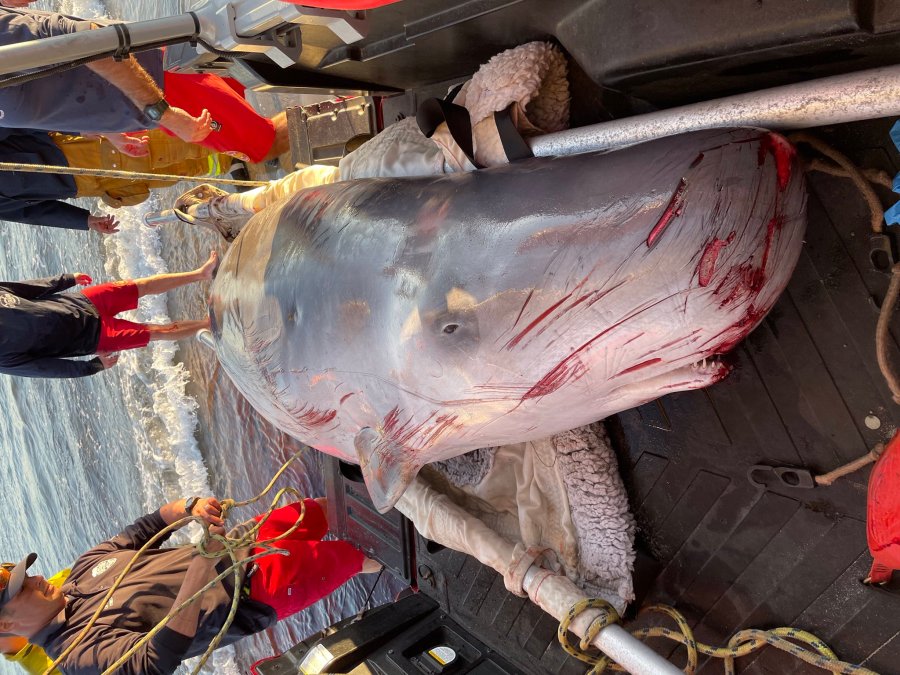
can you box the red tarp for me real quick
[867,430,900,583]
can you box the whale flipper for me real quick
[355,426,424,512]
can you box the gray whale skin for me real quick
[209,128,806,512]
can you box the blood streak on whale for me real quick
[758,132,794,191]
[646,178,688,248]
[612,358,663,379]
[505,290,576,350]
[698,232,736,287]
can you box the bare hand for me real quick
[73,273,93,285]
[160,107,214,144]
[97,352,119,369]
[191,497,226,530]
[87,214,120,235]
[104,132,150,157]
[361,556,383,574]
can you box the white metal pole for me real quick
[529,65,900,157]
[0,14,201,76]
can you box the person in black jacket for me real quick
[0,251,218,378]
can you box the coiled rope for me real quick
[558,598,879,675]
[43,450,308,675]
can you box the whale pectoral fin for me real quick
[354,427,423,514]
[613,360,732,409]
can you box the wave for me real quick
[98,201,240,675]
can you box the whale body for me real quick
[208,128,807,512]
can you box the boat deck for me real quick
[615,118,900,673]
[312,110,900,672]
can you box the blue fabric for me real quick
[886,120,900,225]
[0,129,89,229]
[890,120,900,153]
[0,8,165,134]
[885,201,900,226]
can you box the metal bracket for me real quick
[869,233,896,275]
[748,464,817,489]
[204,3,304,69]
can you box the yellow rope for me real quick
[0,161,268,188]
[43,450,308,675]
[557,599,880,675]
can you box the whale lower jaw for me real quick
[355,359,732,513]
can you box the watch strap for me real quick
[184,496,201,516]
[143,98,170,122]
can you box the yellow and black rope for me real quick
[558,598,879,675]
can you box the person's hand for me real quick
[97,352,119,369]
[0,0,37,7]
[87,214,120,235]
[361,556,383,574]
[160,107,214,144]
[191,497,226,531]
[104,132,150,157]
[73,273,93,285]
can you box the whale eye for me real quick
[442,323,459,334]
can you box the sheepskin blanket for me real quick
[340,41,570,179]
[429,422,635,611]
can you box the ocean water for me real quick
[0,1,394,673]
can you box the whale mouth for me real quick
[690,356,723,374]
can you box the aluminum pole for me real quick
[522,567,681,675]
[0,14,202,76]
[530,65,900,157]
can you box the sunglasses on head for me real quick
[0,563,15,596]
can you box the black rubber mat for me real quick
[611,118,900,674]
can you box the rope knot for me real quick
[557,598,621,672]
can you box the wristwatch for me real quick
[184,496,201,516]
[143,98,170,122]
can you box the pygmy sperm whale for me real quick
[208,128,807,512]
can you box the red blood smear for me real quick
[382,406,401,434]
[757,133,794,191]
[698,238,729,287]
[522,357,586,400]
[613,358,662,378]
[759,214,782,276]
[646,178,687,248]
[297,406,337,427]
[710,303,768,353]
[505,290,574,350]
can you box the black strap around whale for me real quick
[416,95,482,169]
[493,104,534,162]
[416,90,534,168]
